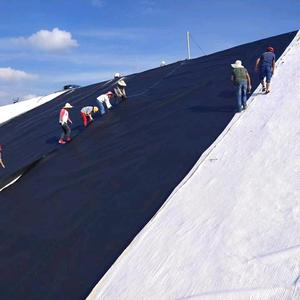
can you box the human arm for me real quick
[255,58,260,72]
[246,72,252,92]
[272,58,275,74]
[105,96,112,109]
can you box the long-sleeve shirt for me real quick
[114,86,126,98]
[96,94,112,109]
[59,108,71,124]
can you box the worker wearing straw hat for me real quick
[58,102,73,144]
[114,79,127,102]
[231,60,252,112]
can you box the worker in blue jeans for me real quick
[255,47,275,94]
[231,60,252,112]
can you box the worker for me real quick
[58,102,73,144]
[255,46,275,94]
[80,106,99,127]
[114,79,127,101]
[231,60,252,112]
[96,91,113,115]
[0,144,5,168]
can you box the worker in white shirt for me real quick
[80,106,99,127]
[58,102,73,144]
[96,91,113,115]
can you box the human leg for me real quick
[63,123,71,141]
[98,102,106,115]
[259,66,267,91]
[265,66,273,93]
[81,112,88,127]
[236,83,243,112]
[241,80,247,108]
[59,124,67,144]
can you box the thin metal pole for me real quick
[187,31,191,59]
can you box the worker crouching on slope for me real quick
[231,60,252,112]
[255,46,275,94]
[96,91,113,115]
[114,79,127,102]
[80,106,99,127]
[59,102,73,144]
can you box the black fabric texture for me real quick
[0,31,296,300]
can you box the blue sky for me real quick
[0,0,299,104]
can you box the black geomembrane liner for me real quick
[0,31,296,300]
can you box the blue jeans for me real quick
[259,65,272,83]
[236,80,247,110]
[98,101,106,115]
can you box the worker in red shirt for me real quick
[59,102,73,144]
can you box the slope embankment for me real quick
[0,31,297,300]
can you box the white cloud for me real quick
[0,67,37,82]
[12,28,78,52]
[91,0,105,7]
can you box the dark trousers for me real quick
[60,123,71,140]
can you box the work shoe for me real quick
[58,139,66,144]
[243,104,247,110]
[66,137,72,142]
[262,87,266,92]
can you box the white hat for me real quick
[231,60,243,68]
[118,79,127,87]
[63,102,73,109]
[114,73,121,78]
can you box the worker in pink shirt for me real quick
[59,102,73,144]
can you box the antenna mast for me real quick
[187,31,191,59]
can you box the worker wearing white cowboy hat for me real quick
[58,102,73,144]
[96,91,113,115]
[114,79,127,101]
[231,60,252,112]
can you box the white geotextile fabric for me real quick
[0,91,65,125]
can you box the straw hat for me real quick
[117,79,127,87]
[231,60,244,68]
[63,102,73,109]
